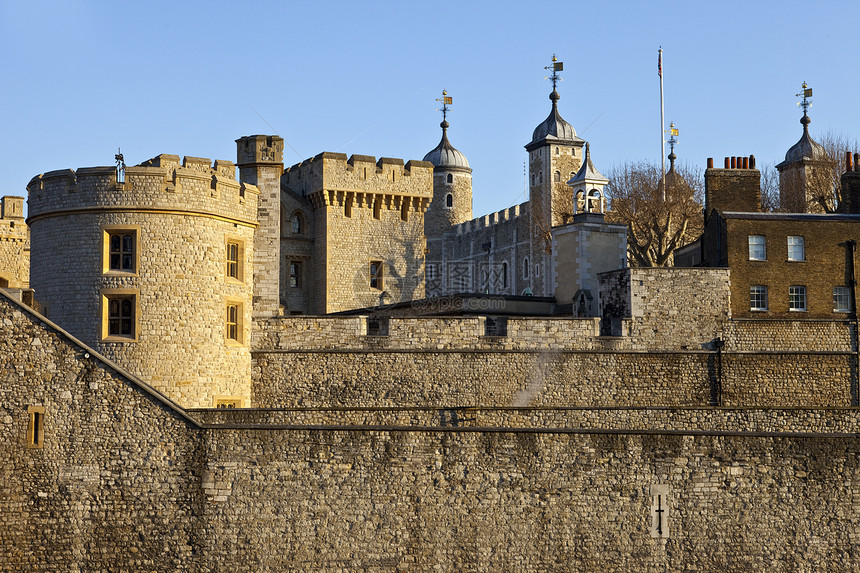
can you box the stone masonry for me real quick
[5,290,860,571]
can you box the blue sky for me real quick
[2,0,858,217]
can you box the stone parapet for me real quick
[27,155,259,226]
[283,152,434,202]
[252,315,602,351]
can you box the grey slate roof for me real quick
[528,90,583,149]
[779,113,826,167]
[423,121,470,170]
[568,143,607,185]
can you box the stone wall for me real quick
[5,291,860,571]
[0,290,202,571]
[600,267,732,346]
[437,203,532,296]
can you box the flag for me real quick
[658,50,662,77]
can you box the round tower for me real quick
[423,91,472,235]
[26,154,259,408]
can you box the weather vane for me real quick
[796,81,813,115]
[544,54,563,91]
[667,122,679,155]
[435,89,453,123]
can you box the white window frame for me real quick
[750,285,768,311]
[789,285,807,312]
[748,235,766,261]
[787,236,805,262]
[833,286,851,313]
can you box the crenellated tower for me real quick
[26,154,259,407]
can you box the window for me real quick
[554,171,561,183]
[555,147,560,155]
[748,235,766,261]
[502,262,508,289]
[289,262,301,288]
[226,241,240,280]
[103,228,138,274]
[102,291,137,341]
[445,194,453,208]
[401,198,409,222]
[447,173,453,184]
[290,213,303,235]
[789,285,807,311]
[373,197,381,220]
[345,196,353,218]
[370,261,383,290]
[225,238,244,282]
[750,285,768,311]
[27,405,45,449]
[214,396,243,408]
[523,258,529,279]
[834,286,851,313]
[226,303,243,343]
[787,236,805,261]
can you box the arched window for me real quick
[538,172,543,184]
[554,171,561,183]
[555,147,560,155]
[290,213,302,235]
[523,258,530,279]
[447,173,453,184]
[445,193,453,208]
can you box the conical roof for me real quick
[568,143,607,185]
[423,120,470,170]
[527,90,583,150]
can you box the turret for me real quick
[775,83,829,212]
[423,90,472,235]
[236,135,284,317]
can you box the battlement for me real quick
[283,152,434,201]
[454,202,528,235]
[26,155,260,226]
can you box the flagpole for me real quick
[659,47,665,201]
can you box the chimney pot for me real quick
[855,153,860,172]
[730,157,736,169]
[848,151,854,173]
[742,157,749,169]
[750,155,756,169]
[707,157,714,169]
[724,157,730,168]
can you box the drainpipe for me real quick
[840,240,859,406]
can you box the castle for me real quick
[4,66,860,571]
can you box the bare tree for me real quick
[604,162,703,267]
[759,164,780,212]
